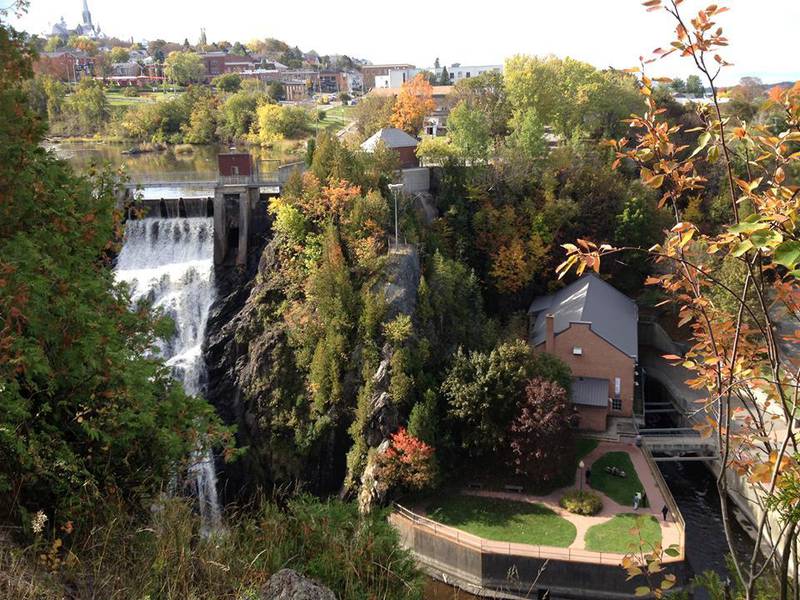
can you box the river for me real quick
[47,140,300,181]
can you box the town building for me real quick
[199,51,258,79]
[360,63,415,90]
[374,67,419,89]
[49,0,104,40]
[360,127,420,169]
[435,64,503,83]
[528,274,639,432]
[34,50,94,82]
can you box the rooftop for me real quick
[361,128,419,152]
[528,274,638,359]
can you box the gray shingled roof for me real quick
[360,128,419,152]
[528,274,638,359]
[571,377,610,407]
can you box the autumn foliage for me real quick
[507,378,578,486]
[390,74,436,135]
[375,428,438,492]
[560,2,800,597]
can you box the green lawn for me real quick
[589,451,647,507]
[584,513,662,554]
[427,495,576,547]
[312,105,355,133]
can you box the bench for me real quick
[504,484,524,493]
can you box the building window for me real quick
[466,72,471,78]
[449,72,454,80]
[611,397,622,411]
[572,346,583,356]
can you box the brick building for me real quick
[34,50,94,81]
[528,275,639,432]
[360,128,419,168]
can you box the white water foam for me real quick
[115,217,221,531]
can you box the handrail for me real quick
[391,503,683,566]
[640,446,686,549]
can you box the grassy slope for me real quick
[584,513,662,554]
[589,451,647,507]
[427,495,577,547]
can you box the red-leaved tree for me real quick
[375,427,438,493]
[508,378,579,486]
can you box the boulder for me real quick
[261,569,336,600]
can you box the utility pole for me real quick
[388,183,403,250]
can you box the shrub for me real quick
[121,86,139,97]
[559,490,603,516]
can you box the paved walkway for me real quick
[462,442,683,553]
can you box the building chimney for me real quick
[545,314,555,353]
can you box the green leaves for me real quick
[774,241,800,271]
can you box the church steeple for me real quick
[81,0,93,28]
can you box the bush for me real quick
[121,86,139,97]
[559,490,603,515]
[339,92,351,104]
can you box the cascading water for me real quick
[115,217,222,531]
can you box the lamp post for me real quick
[579,460,585,493]
[388,183,403,250]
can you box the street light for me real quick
[579,460,585,493]
[388,183,403,250]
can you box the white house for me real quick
[374,68,420,89]
[435,64,503,83]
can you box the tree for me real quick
[252,103,310,146]
[441,340,536,455]
[508,379,578,485]
[374,428,437,493]
[109,46,130,64]
[64,78,108,133]
[212,72,241,93]
[560,4,800,597]
[415,136,458,166]
[439,65,449,85]
[182,94,218,144]
[408,390,438,446]
[266,80,285,101]
[216,89,264,140]
[452,70,511,140]
[447,100,491,162]
[0,19,230,524]
[669,77,686,93]
[506,107,546,161]
[390,73,435,135]
[354,94,395,137]
[164,51,205,86]
[43,35,64,52]
[685,74,704,97]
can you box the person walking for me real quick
[633,492,641,510]
[661,505,669,521]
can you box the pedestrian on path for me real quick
[661,505,669,521]
[633,492,641,510]
[586,468,591,486]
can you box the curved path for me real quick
[461,442,683,553]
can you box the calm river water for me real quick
[48,141,299,181]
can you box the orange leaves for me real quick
[390,74,436,135]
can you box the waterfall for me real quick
[115,217,222,531]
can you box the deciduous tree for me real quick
[390,73,435,135]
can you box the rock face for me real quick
[355,245,421,513]
[204,237,349,498]
[261,569,336,600]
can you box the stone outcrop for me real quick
[261,569,336,600]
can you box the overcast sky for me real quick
[11,0,800,86]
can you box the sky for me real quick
[10,0,800,87]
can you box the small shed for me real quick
[361,127,420,169]
[217,153,253,178]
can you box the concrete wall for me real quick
[394,514,689,599]
[401,167,430,192]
